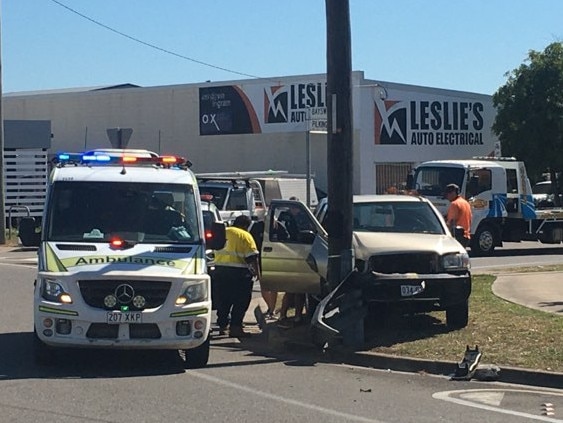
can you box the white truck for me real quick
[196,173,269,226]
[196,171,318,226]
[19,149,226,368]
[409,157,563,255]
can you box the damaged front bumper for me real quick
[311,270,471,346]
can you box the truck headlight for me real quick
[40,278,73,303]
[442,252,470,270]
[176,281,208,305]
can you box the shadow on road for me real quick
[0,332,186,380]
[0,331,292,382]
[363,312,454,350]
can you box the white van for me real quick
[20,149,226,368]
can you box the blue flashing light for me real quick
[82,154,111,162]
[56,153,82,163]
[55,149,190,168]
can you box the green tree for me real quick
[492,42,563,202]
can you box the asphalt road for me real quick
[1,261,563,422]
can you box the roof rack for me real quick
[471,156,517,161]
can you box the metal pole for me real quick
[0,2,6,245]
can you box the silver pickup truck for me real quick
[259,195,472,330]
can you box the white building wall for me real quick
[3,71,497,195]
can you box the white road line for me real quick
[191,370,388,423]
[433,389,563,422]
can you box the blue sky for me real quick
[2,0,562,95]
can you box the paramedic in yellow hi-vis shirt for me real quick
[213,215,260,338]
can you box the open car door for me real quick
[260,199,327,294]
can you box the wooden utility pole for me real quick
[325,0,353,289]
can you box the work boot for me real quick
[229,326,251,338]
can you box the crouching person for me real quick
[214,215,260,338]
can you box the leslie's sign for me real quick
[374,96,490,148]
[199,81,494,152]
[199,82,327,135]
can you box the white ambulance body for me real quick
[30,149,224,368]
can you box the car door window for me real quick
[269,203,316,243]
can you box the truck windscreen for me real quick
[46,181,201,243]
[413,167,465,197]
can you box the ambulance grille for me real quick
[78,280,171,310]
[85,323,161,339]
[129,324,161,339]
[56,244,97,251]
[153,246,192,253]
[86,323,119,339]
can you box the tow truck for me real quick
[408,157,563,255]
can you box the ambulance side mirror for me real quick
[19,217,41,247]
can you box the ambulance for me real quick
[20,149,225,368]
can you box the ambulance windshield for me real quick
[46,181,201,244]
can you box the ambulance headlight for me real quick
[41,278,73,303]
[176,281,208,305]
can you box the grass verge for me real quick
[365,273,563,372]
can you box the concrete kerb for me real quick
[246,298,563,390]
[264,326,563,390]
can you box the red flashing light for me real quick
[205,230,213,240]
[110,237,125,248]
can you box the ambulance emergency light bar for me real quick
[55,149,191,168]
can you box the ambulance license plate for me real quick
[106,311,142,324]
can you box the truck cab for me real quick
[21,149,226,368]
[410,157,563,255]
[196,176,266,225]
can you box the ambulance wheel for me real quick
[471,225,496,256]
[184,337,210,369]
[33,329,55,366]
[446,301,469,329]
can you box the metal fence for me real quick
[3,148,48,219]
[375,162,415,194]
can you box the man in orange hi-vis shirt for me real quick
[444,183,472,248]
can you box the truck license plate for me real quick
[106,311,142,324]
[400,285,424,297]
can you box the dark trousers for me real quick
[214,266,254,328]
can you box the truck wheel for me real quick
[183,337,210,369]
[33,329,55,366]
[446,301,469,329]
[471,225,495,256]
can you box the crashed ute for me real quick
[20,149,226,368]
[259,195,472,333]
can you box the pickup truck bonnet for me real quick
[353,232,463,259]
